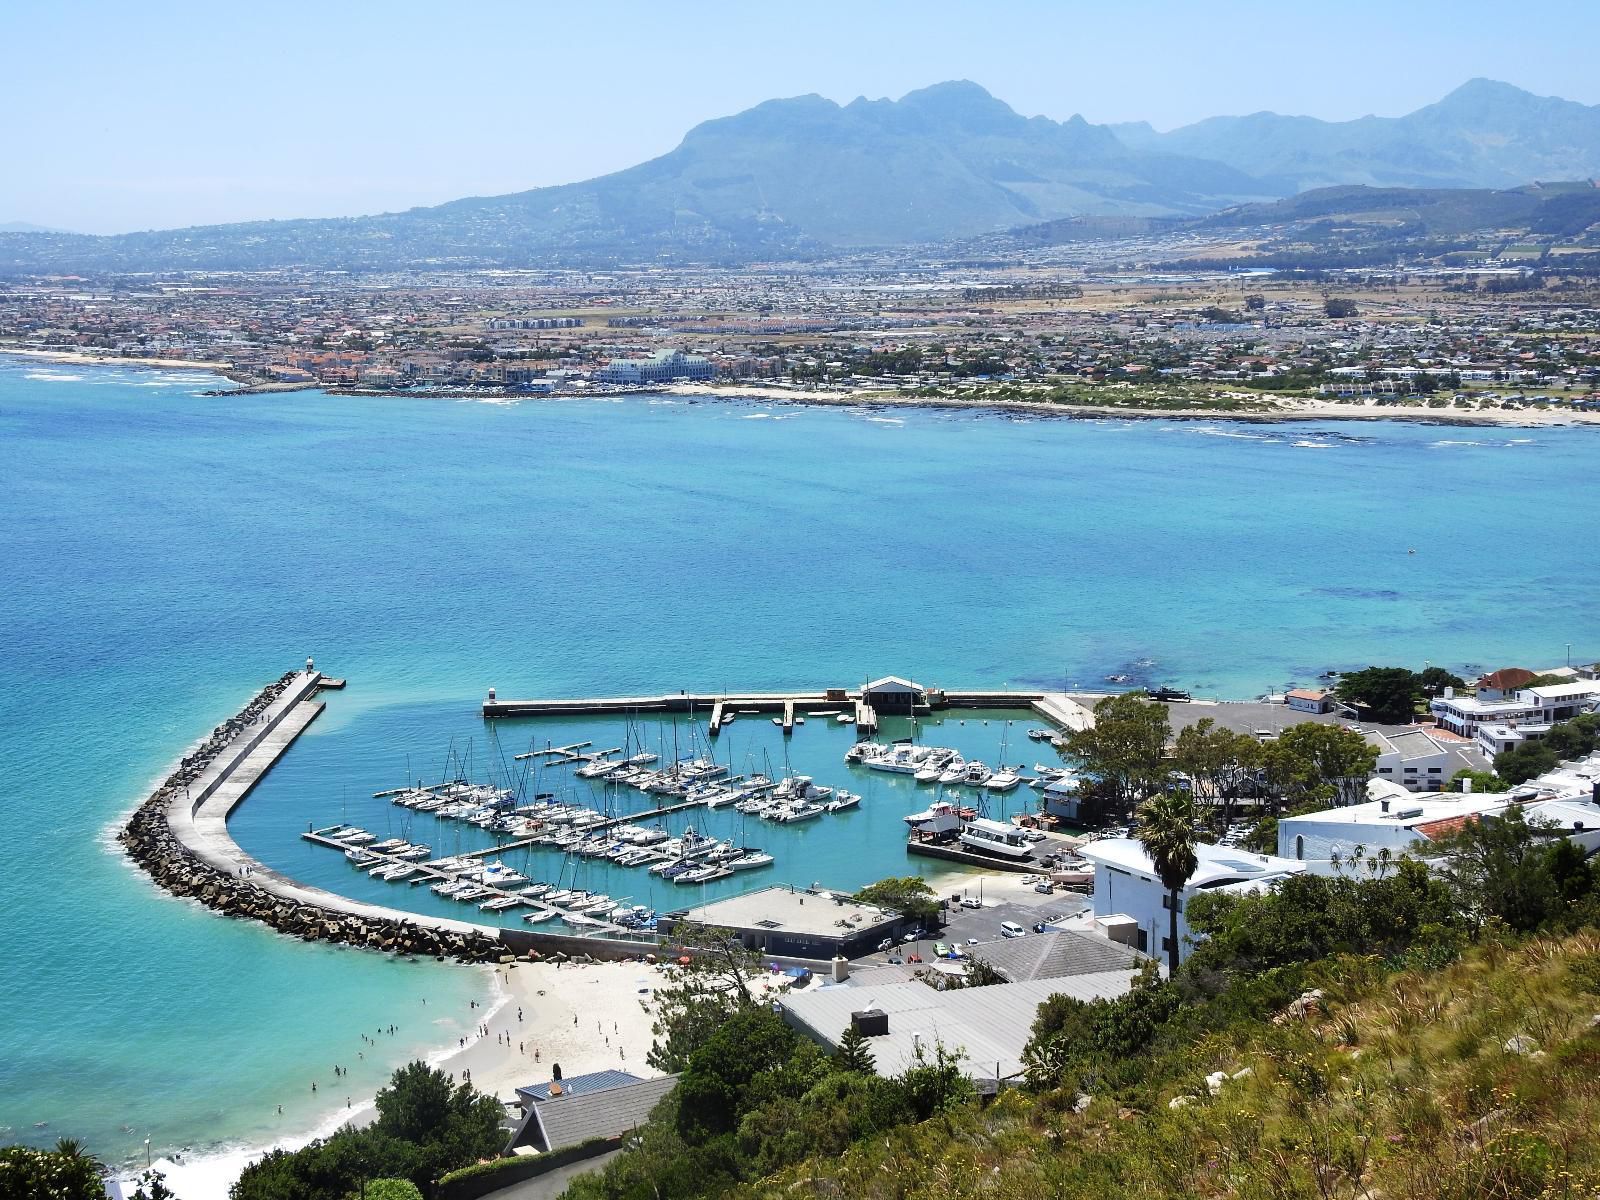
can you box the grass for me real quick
[732,931,1600,1199]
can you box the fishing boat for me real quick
[937,756,969,786]
[826,792,861,813]
[959,761,993,788]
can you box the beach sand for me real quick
[138,956,802,1199]
[670,382,1600,428]
[0,346,225,372]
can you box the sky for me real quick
[5,0,1600,235]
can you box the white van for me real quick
[999,921,1026,939]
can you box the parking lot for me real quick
[861,873,1091,964]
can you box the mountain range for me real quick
[4,79,1599,272]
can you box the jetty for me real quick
[482,678,1096,740]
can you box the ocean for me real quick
[1,357,1596,1171]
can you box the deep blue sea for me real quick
[2,357,1596,1170]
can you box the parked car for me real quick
[1034,881,1055,894]
[960,897,983,910]
[1000,920,1026,938]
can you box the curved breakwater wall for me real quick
[118,670,655,964]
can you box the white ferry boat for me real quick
[958,817,1033,860]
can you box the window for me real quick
[1295,834,1305,860]
[1161,894,1184,913]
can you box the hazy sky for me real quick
[6,0,1599,234]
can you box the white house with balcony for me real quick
[1429,680,1600,745]
[1367,728,1455,792]
[1078,839,1306,963]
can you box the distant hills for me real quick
[4,79,1600,272]
[1112,79,1600,195]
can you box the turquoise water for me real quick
[2,357,1597,1167]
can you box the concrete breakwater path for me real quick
[118,668,653,964]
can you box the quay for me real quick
[482,677,1098,739]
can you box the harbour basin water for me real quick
[1,356,1597,1169]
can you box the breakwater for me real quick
[117,668,664,964]
[118,669,505,963]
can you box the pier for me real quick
[482,681,1096,739]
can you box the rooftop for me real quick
[674,884,899,939]
[781,973,1140,1082]
[513,1074,679,1154]
[1078,838,1305,889]
[967,927,1147,983]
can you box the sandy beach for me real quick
[670,382,1600,428]
[139,956,798,1199]
[0,345,227,372]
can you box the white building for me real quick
[1367,728,1454,792]
[1078,839,1306,963]
[1430,680,1600,743]
[1280,757,1600,862]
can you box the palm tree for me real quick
[1135,790,1199,976]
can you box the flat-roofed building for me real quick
[661,884,911,960]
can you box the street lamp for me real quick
[144,1139,151,1168]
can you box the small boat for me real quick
[518,883,551,898]
[722,712,736,724]
[772,717,783,726]
[584,899,618,918]
[728,849,774,871]
[987,768,1023,792]
[836,712,853,724]
[826,792,860,813]
[479,895,523,912]
[773,802,825,823]
[676,863,733,884]
[523,908,558,924]
[1026,728,1054,742]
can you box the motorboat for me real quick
[960,761,992,787]
[986,768,1023,792]
[937,756,968,786]
[676,863,733,884]
[845,741,887,763]
[904,801,963,836]
[835,712,853,724]
[959,817,1034,860]
[826,792,860,813]
[772,802,825,823]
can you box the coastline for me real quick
[145,958,679,1199]
[7,347,1595,429]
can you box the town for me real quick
[7,223,1600,419]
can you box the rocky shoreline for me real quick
[117,672,503,964]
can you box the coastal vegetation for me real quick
[1495,713,1600,785]
[228,1063,503,1200]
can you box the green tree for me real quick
[1496,741,1561,786]
[895,1039,972,1120]
[648,923,766,1073]
[1064,691,1172,816]
[0,1146,105,1200]
[373,1061,502,1186]
[1264,722,1378,810]
[832,1023,876,1074]
[1324,297,1359,318]
[1448,768,1502,793]
[1417,666,1466,696]
[675,1008,804,1144]
[1332,666,1420,723]
[1172,718,1262,828]
[1136,791,1200,974]
[853,876,941,924]
[1439,807,1593,932]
